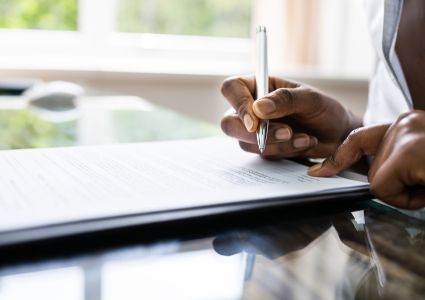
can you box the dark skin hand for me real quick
[310,0,425,209]
[220,76,361,159]
[309,111,425,209]
[220,1,425,209]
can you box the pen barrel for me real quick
[255,26,269,152]
[255,28,268,98]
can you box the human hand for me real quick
[309,110,425,209]
[220,76,361,159]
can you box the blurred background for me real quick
[0,0,373,148]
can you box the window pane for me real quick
[0,0,77,30]
[116,0,252,38]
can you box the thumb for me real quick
[308,124,390,177]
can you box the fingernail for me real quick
[243,114,254,131]
[307,164,322,176]
[275,128,291,141]
[293,136,310,148]
[256,99,276,114]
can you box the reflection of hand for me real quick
[309,111,425,209]
[220,75,362,159]
[212,220,332,259]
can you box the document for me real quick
[0,137,368,232]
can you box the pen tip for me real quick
[259,148,264,153]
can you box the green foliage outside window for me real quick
[0,111,75,149]
[116,0,252,37]
[0,0,250,37]
[0,0,77,30]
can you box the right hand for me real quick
[220,75,362,159]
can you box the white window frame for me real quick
[0,0,372,80]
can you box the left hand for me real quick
[308,110,425,209]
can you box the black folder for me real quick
[0,137,372,256]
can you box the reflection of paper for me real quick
[0,137,367,232]
[0,267,83,300]
[103,249,246,300]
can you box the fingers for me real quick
[221,113,293,144]
[399,191,425,209]
[221,113,320,157]
[239,133,318,157]
[252,86,317,120]
[308,124,390,177]
[221,76,258,132]
[221,76,302,132]
[369,157,425,209]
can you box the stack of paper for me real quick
[0,137,368,233]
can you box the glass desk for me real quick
[0,95,219,149]
[0,95,424,300]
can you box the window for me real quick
[0,0,77,31]
[0,0,252,38]
[0,0,252,75]
[116,0,251,38]
[0,0,371,78]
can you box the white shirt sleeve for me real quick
[363,0,411,126]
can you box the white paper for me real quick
[0,137,368,232]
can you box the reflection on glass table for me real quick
[0,204,424,300]
[0,96,220,150]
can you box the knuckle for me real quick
[221,76,245,97]
[311,90,322,102]
[304,87,321,101]
[397,111,413,121]
[307,89,328,112]
[274,88,295,108]
[236,100,250,117]
[344,128,364,145]
[398,136,425,157]
[397,110,425,131]
[325,153,342,169]
[220,77,236,96]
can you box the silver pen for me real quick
[256,26,269,153]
